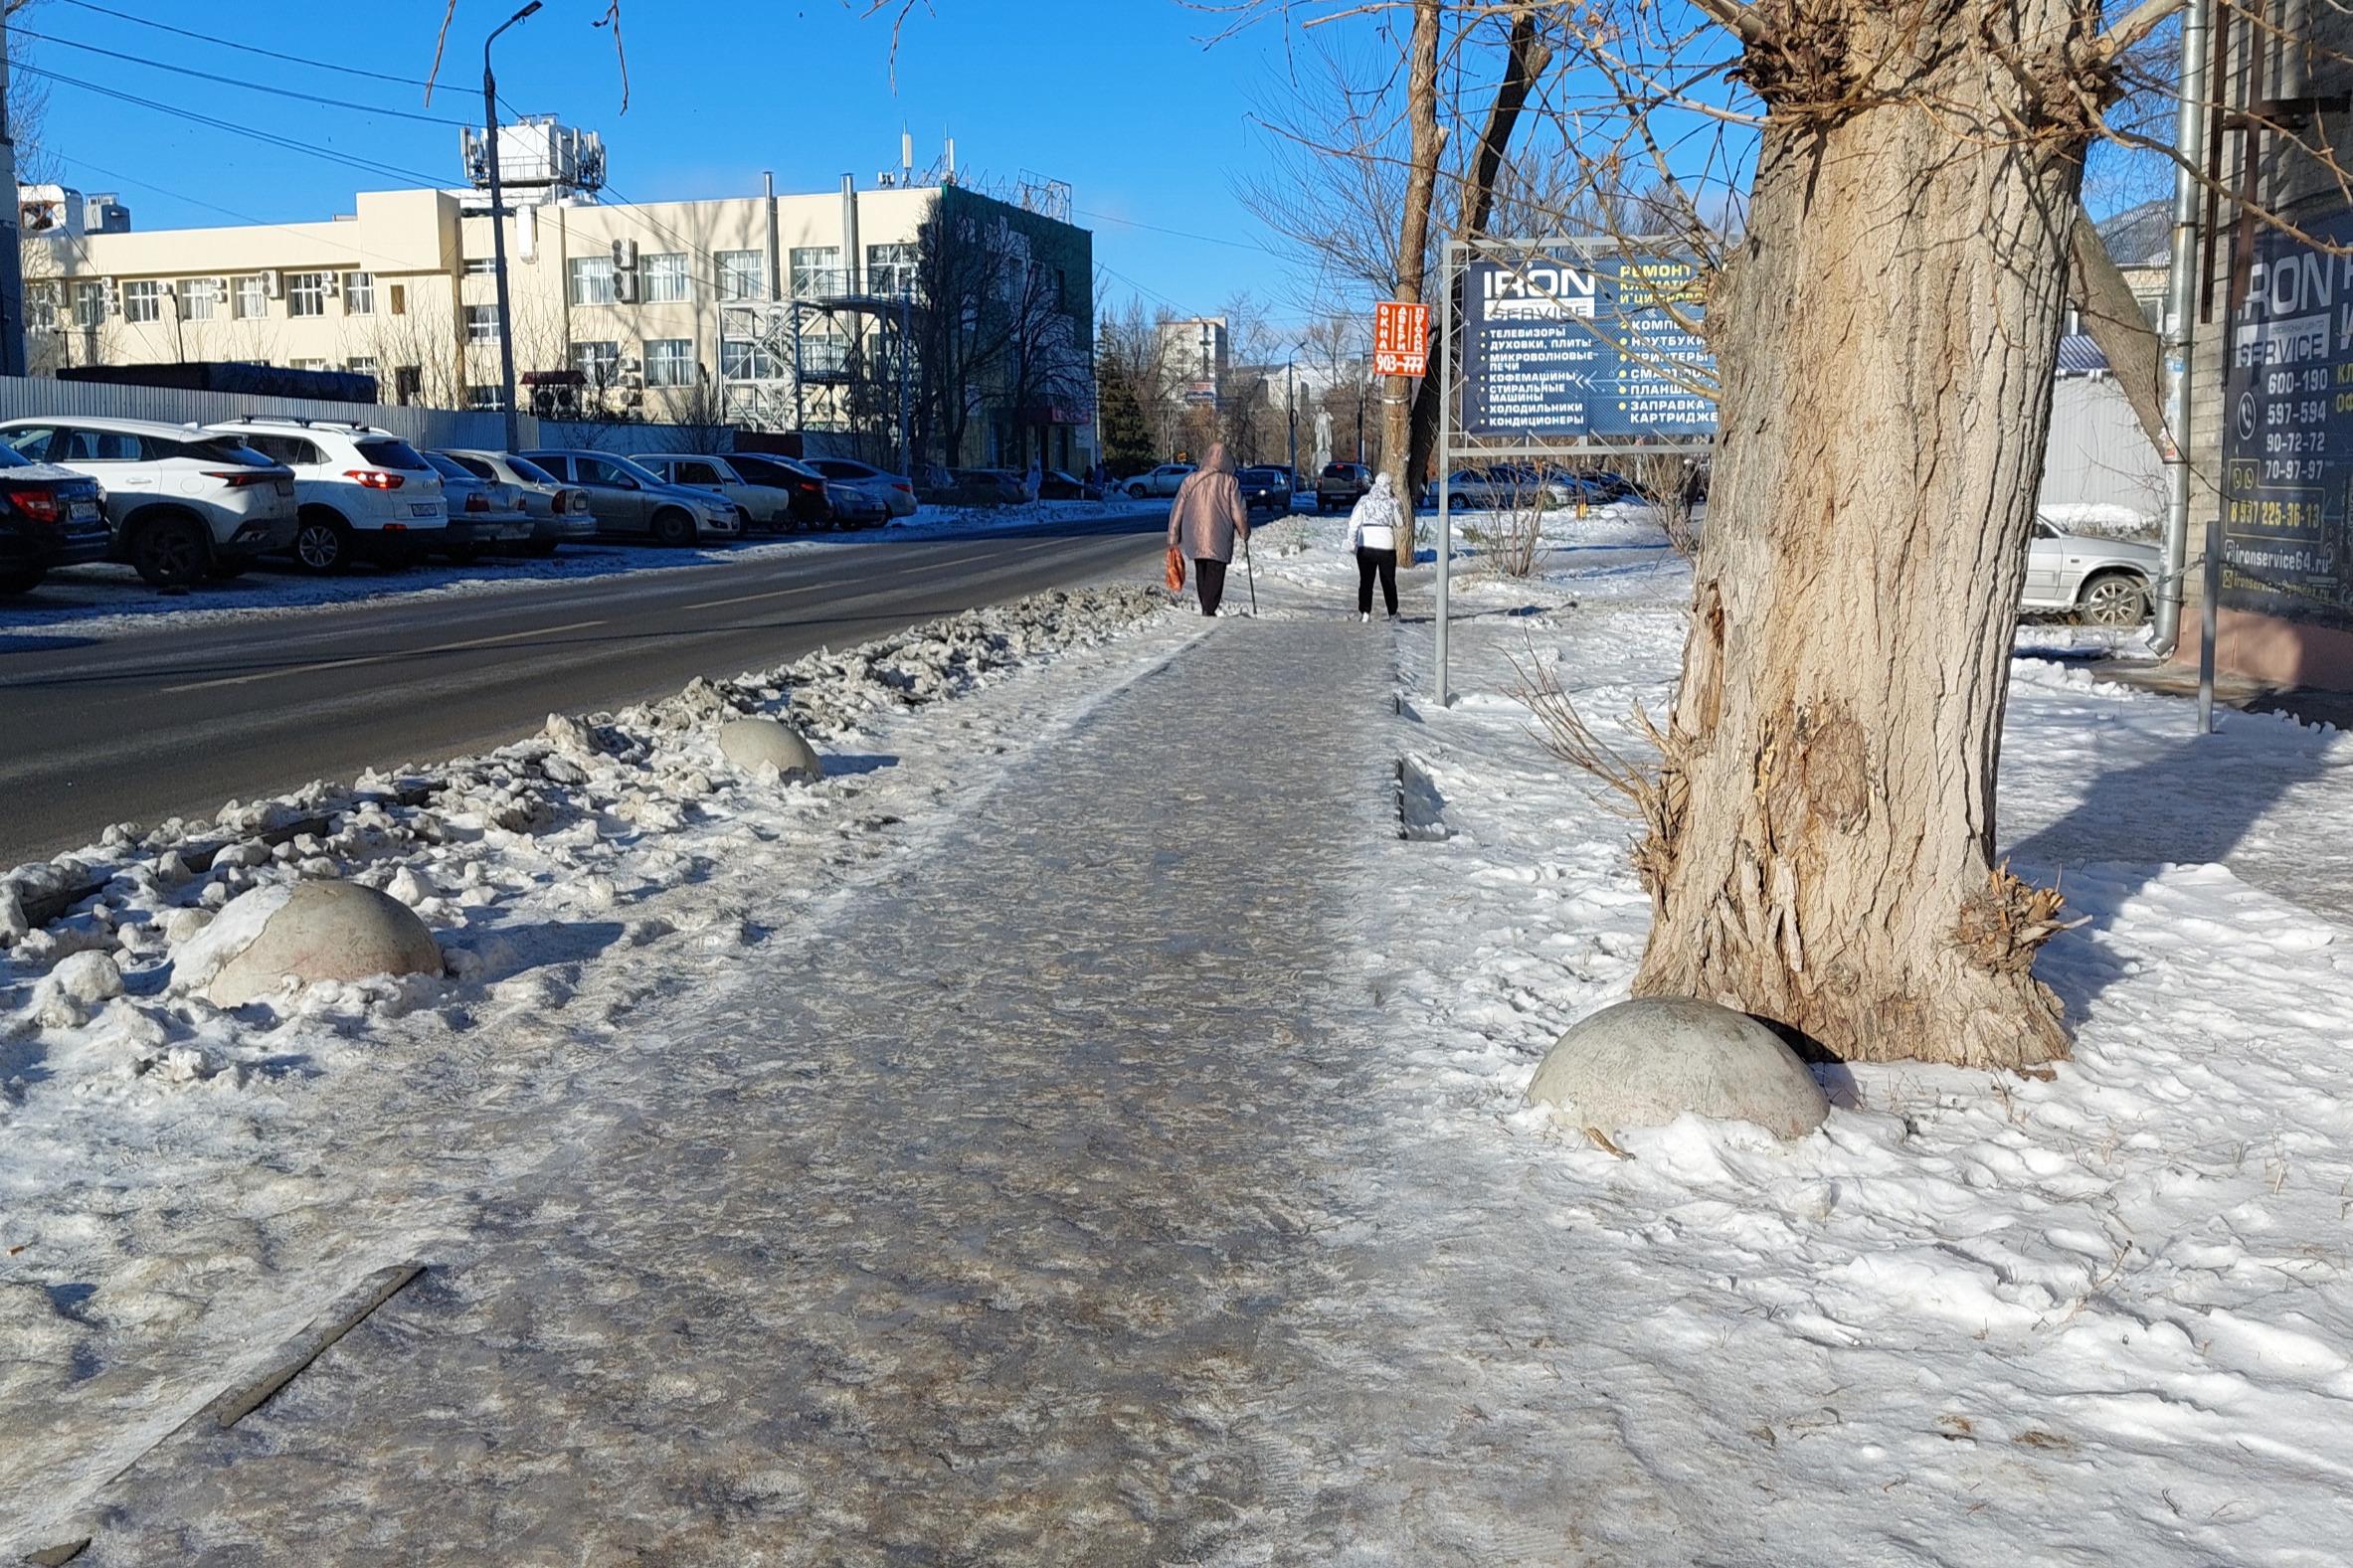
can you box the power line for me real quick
[13,23,475,127]
[1074,208,1287,258]
[51,0,447,92]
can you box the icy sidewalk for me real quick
[59,612,1594,1563]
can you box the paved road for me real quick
[0,513,1165,863]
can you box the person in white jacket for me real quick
[1343,472,1402,621]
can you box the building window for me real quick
[644,338,694,387]
[345,272,375,315]
[467,384,507,411]
[234,275,268,319]
[463,257,498,276]
[788,247,837,298]
[800,331,846,376]
[180,277,220,321]
[642,252,689,303]
[347,355,379,380]
[569,256,617,305]
[286,271,329,318]
[122,280,161,324]
[464,304,502,344]
[720,337,783,381]
[73,281,105,329]
[717,250,768,301]
[866,243,916,297]
[24,284,57,330]
[573,340,621,387]
[288,358,329,372]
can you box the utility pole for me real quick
[0,7,28,379]
[483,2,541,451]
[1285,350,1297,484]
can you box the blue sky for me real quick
[13,0,1312,324]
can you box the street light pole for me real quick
[483,1,541,452]
[1285,351,1297,486]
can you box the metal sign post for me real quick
[1436,245,1457,707]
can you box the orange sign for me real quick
[1374,300,1430,377]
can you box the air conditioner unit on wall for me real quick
[614,270,640,304]
[261,269,282,299]
[612,238,638,268]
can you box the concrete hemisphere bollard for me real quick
[1527,996,1830,1140]
[716,717,824,784]
[178,881,445,1008]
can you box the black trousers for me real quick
[1356,547,1398,615]
[1195,558,1227,616]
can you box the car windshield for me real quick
[608,454,667,486]
[422,451,473,481]
[505,455,558,485]
[185,436,275,466]
[0,442,30,468]
[356,437,429,470]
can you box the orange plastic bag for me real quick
[1165,547,1186,594]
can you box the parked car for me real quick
[207,418,448,574]
[435,449,596,556]
[951,468,1030,505]
[1315,461,1372,513]
[824,481,889,528]
[0,416,296,587]
[719,451,834,530]
[1427,465,1572,512]
[516,449,742,546]
[2026,517,2159,626]
[631,453,801,534]
[1237,466,1294,514]
[419,451,533,561]
[0,443,107,596]
[1038,468,1103,501]
[803,455,918,518]
[1125,462,1197,500]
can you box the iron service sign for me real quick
[1460,254,1716,439]
[2220,209,2353,629]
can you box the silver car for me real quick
[804,455,918,518]
[2025,518,2160,625]
[516,449,742,547]
[438,449,597,556]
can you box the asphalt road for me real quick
[0,511,1168,864]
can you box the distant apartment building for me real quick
[16,122,1097,469]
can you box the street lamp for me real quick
[483,1,541,453]
[1285,345,1298,486]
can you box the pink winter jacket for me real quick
[1167,446,1250,565]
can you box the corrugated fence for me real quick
[2039,377,2164,528]
[0,376,729,456]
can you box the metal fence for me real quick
[2039,376,2163,530]
[0,376,730,456]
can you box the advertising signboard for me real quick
[1374,300,1430,377]
[2220,210,2353,630]
[1460,253,1716,438]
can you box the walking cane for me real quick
[1244,535,1258,616]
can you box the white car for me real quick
[2025,518,2160,626]
[1125,463,1196,499]
[0,415,297,588]
[629,453,800,534]
[803,455,918,518]
[207,418,449,574]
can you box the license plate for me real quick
[70,499,99,522]
[412,502,441,517]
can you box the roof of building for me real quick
[2057,333,2111,374]
[2096,198,2171,270]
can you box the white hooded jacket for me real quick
[1345,473,1402,553]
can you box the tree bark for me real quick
[1632,2,2097,1068]
[1382,0,1443,557]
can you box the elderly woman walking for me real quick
[1166,443,1250,617]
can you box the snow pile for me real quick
[2040,499,2159,538]
[1253,514,2353,1560]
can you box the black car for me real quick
[952,468,1030,505]
[1037,468,1103,501]
[1237,466,1294,514]
[0,444,108,595]
[1315,461,1372,513]
[718,451,834,530]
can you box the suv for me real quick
[1125,463,1196,500]
[207,418,448,574]
[517,450,742,546]
[1315,462,1372,513]
[0,444,108,596]
[803,455,918,518]
[1238,466,1293,514]
[0,416,296,587]
[631,453,799,533]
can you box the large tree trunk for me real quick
[1631,3,2099,1068]
[1380,0,1442,558]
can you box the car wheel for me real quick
[292,514,354,575]
[1127,483,1147,500]
[651,508,695,548]
[0,565,44,596]
[130,515,211,588]
[2079,571,2150,627]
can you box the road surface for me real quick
[0,512,1166,863]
